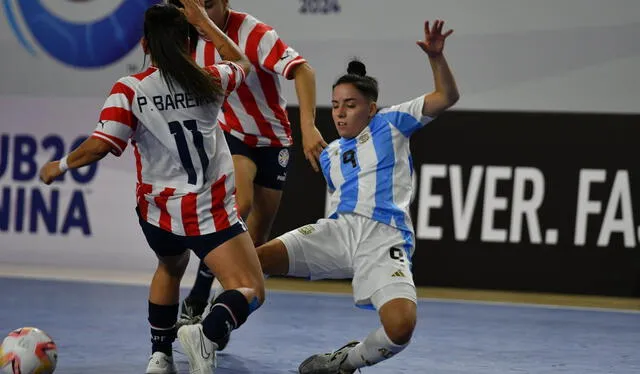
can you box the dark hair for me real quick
[332,59,379,102]
[165,0,199,52]
[144,4,222,102]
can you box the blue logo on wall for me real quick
[2,0,161,68]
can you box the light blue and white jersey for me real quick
[320,95,433,253]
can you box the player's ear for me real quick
[369,101,377,118]
[140,37,149,55]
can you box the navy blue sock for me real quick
[188,261,214,302]
[148,301,178,356]
[201,290,250,343]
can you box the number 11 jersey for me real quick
[91,62,246,236]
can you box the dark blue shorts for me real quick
[136,207,246,260]
[224,132,291,190]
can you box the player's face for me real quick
[332,83,376,139]
[204,0,229,29]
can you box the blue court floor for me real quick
[1,277,639,373]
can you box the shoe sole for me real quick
[146,367,177,374]
[177,327,215,374]
[145,356,177,374]
[298,354,330,374]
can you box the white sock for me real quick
[343,327,409,370]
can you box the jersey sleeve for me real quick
[252,25,306,80]
[377,95,434,137]
[205,61,247,96]
[91,77,137,156]
[319,147,336,193]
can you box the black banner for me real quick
[274,108,640,297]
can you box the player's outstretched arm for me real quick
[416,20,460,117]
[39,137,111,185]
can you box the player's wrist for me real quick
[300,122,316,131]
[58,155,69,173]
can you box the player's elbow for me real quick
[86,137,113,159]
[448,89,460,105]
[293,62,315,80]
[438,89,460,109]
[237,58,253,77]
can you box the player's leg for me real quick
[299,217,417,374]
[178,135,257,327]
[299,288,417,374]
[247,146,291,246]
[232,153,258,220]
[204,145,290,336]
[338,288,417,373]
[257,217,354,280]
[247,185,283,246]
[138,210,186,374]
[177,224,264,373]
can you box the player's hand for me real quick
[416,20,453,58]
[39,161,64,185]
[301,125,328,172]
[177,0,210,28]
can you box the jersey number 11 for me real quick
[169,120,209,185]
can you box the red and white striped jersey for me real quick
[91,63,246,236]
[193,10,307,148]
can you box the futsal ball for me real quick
[0,327,58,374]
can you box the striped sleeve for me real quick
[254,27,306,80]
[91,77,137,156]
[205,61,247,96]
[377,95,434,137]
[320,145,336,193]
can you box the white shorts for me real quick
[278,213,417,309]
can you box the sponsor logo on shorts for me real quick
[278,148,290,168]
[298,225,315,235]
[391,270,406,278]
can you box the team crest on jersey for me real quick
[358,132,370,144]
[298,225,315,235]
[278,149,290,168]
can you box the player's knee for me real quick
[251,280,266,307]
[256,240,289,275]
[157,252,189,277]
[383,314,416,345]
[255,245,270,271]
[235,197,253,219]
[230,284,265,313]
[379,298,417,345]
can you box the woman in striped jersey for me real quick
[256,20,460,374]
[167,0,329,331]
[39,1,264,373]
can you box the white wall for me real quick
[1,0,638,112]
[0,0,638,274]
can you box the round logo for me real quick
[278,149,290,168]
[4,0,160,68]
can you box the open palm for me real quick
[416,20,453,57]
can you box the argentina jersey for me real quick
[320,95,434,245]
